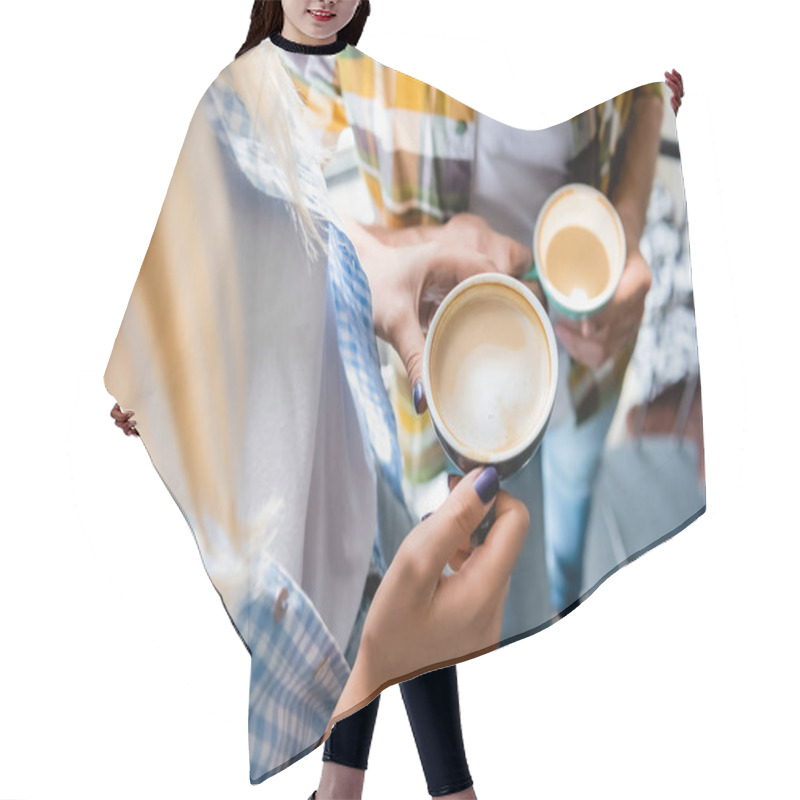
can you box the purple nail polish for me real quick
[413,381,425,414]
[421,512,433,521]
[473,466,499,505]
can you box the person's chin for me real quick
[300,26,337,43]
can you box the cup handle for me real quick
[471,505,496,548]
[446,459,496,547]
[521,261,539,283]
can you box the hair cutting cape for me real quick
[105,36,704,783]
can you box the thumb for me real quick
[390,308,428,414]
[457,490,530,604]
[420,467,500,585]
[506,239,535,279]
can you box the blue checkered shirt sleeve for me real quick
[243,558,350,784]
[198,61,409,782]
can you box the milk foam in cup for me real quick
[525,183,626,320]
[423,273,558,480]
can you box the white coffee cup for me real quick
[526,183,626,319]
[422,273,558,480]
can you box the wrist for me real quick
[613,208,643,259]
[330,649,379,726]
[624,242,643,264]
[364,223,431,247]
[622,247,652,299]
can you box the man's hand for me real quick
[554,248,652,370]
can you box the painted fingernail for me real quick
[421,512,433,521]
[413,381,425,414]
[473,466,499,504]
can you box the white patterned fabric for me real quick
[104,40,404,783]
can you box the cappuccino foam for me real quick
[430,283,551,456]
[544,224,611,302]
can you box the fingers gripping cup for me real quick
[423,274,558,483]
[527,183,626,319]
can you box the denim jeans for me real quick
[440,450,550,644]
[541,394,619,614]
[497,450,550,642]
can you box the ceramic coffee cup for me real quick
[524,183,626,319]
[422,273,558,481]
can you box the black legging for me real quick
[323,665,473,797]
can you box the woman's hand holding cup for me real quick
[554,247,652,370]
[328,466,529,728]
[527,182,652,369]
[342,212,543,416]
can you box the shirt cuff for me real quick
[244,558,350,783]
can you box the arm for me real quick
[556,90,664,369]
[611,91,664,256]
[245,560,351,782]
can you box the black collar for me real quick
[269,31,348,55]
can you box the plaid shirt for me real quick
[279,46,664,422]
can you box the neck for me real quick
[270,28,349,55]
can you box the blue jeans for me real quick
[497,450,550,641]
[542,395,618,614]
[443,451,551,644]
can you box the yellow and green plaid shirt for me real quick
[280,44,663,424]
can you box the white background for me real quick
[1,1,797,798]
